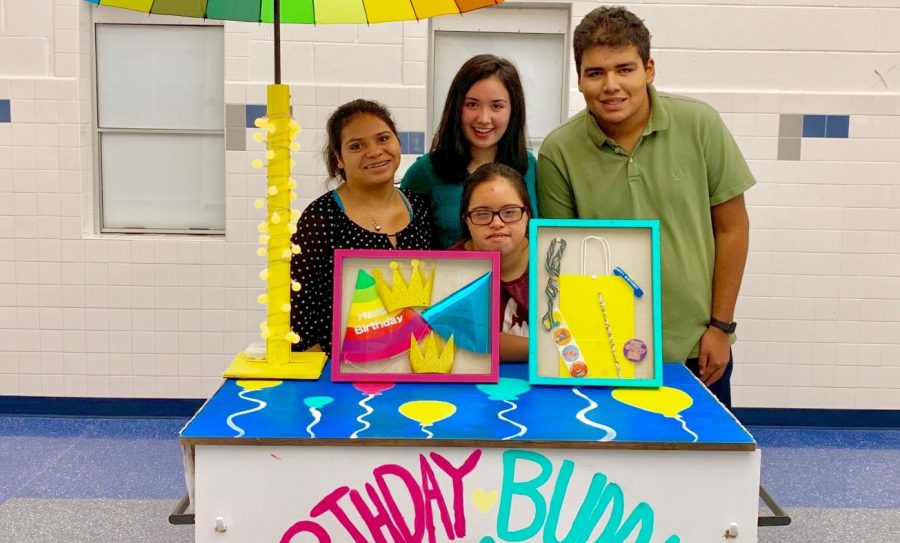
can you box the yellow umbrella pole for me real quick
[223,84,326,380]
[263,84,292,365]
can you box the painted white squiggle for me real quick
[421,426,434,439]
[677,416,699,442]
[226,389,267,438]
[498,400,527,440]
[306,408,322,438]
[572,388,617,441]
[351,394,375,439]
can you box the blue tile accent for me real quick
[802,114,827,138]
[408,131,425,155]
[245,104,293,128]
[0,99,10,123]
[398,131,410,153]
[245,104,268,128]
[825,115,850,138]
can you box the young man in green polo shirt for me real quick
[537,6,755,408]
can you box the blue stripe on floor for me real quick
[0,417,187,503]
[734,408,900,429]
[753,427,900,509]
[0,396,203,418]
[3,416,899,512]
[752,428,900,449]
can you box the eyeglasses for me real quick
[465,206,527,226]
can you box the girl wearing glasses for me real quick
[450,163,532,362]
[290,100,433,356]
[401,54,537,249]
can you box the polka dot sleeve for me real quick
[290,194,333,353]
[290,189,434,357]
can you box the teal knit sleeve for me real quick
[524,151,539,217]
[399,154,432,193]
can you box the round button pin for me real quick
[569,361,588,377]
[623,338,648,362]
[562,345,580,363]
[553,328,572,346]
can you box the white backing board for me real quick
[193,444,760,543]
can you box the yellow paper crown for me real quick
[409,332,455,374]
[372,260,434,311]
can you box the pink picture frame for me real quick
[331,249,500,383]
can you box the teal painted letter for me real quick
[544,461,613,543]
[497,450,553,541]
[592,484,654,543]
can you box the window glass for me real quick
[95,24,225,233]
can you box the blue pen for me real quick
[613,267,644,298]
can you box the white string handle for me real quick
[580,236,611,276]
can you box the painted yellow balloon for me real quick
[236,380,283,392]
[611,387,693,418]
[399,400,457,427]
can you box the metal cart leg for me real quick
[758,484,791,527]
[168,493,195,525]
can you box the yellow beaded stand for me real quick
[224,84,326,380]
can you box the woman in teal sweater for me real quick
[401,54,537,248]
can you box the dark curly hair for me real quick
[574,6,652,76]
[323,99,399,181]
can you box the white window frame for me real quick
[91,14,225,235]
[428,4,570,151]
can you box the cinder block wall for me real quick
[0,0,898,408]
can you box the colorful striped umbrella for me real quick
[88,0,501,24]
[88,0,503,81]
[85,0,505,380]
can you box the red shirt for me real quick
[449,241,529,337]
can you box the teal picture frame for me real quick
[528,219,663,387]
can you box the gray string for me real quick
[541,238,566,331]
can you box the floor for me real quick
[0,416,897,542]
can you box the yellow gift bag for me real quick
[558,237,635,379]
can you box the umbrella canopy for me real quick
[85,0,505,379]
[88,0,503,82]
[87,0,502,24]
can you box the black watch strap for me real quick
[709,317,737,334]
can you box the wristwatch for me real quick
[708,317,737,334]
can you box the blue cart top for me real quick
[181,363,755,450]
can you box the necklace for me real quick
[596,291,623,378]
[342,185,395,232]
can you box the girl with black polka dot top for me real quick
[290,100,434,356]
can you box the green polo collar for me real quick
[584,85,671,149]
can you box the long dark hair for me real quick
[431,54,528,184]
[459,163,532,241]
[323,99,399,181]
